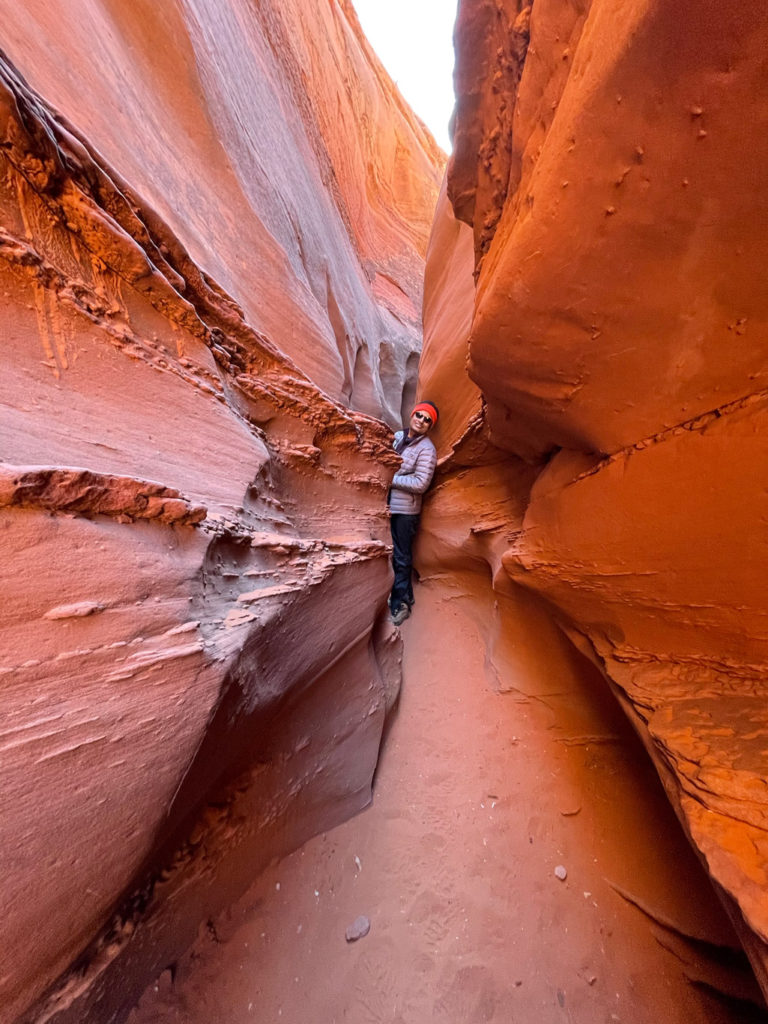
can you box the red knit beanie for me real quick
[412,401,439,426]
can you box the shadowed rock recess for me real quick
[2,1,768,1023]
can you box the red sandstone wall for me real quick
[422,0,768,996]
[0,0,443,423]
[0,3,442,1020]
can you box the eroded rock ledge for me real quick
[0,3,443,1020]
[422,0,768,999]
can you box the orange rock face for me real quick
[0,0,442,423]
[6,0,768,1014]
[0,2,441,1020]
[422,0,768,997]
[420,180,480,458]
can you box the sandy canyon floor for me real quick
[130,580,764,1024]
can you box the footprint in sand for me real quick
[354,948,413,1023]
[407,889,454,947]
[432,964,497,1020]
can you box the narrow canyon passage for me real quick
[3,1,768,1019]
[131,580,760,1024]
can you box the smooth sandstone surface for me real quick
[0,2,442,1020]
[0,0,443,423]
[4,0,768,1018]
[419,178,480,459]
[421,0,768,998]
[454,0,768,459]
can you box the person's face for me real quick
[410,410,434,435]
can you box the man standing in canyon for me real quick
[388,401,438,625]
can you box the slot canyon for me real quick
[1,0,767,1022]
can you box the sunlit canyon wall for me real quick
[420,0,768,998]
[0,1,443,1020]
[6,0,768,1017]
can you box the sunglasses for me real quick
[413,412,433,424]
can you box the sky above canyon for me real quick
[352,0,457,151]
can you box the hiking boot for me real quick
[391,603,410,626]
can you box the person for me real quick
[388,400,438,625]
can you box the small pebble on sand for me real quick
[554,865,568,881]
[345,915,371,942]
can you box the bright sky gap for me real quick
[351,0,458,152]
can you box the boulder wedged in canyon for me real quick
[420,0,768,999]
[0,3,443,1020]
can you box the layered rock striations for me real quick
[0,3,442,1021]
[422,0,768,996]
[0,0,443,424]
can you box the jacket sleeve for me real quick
[391,442,437,494]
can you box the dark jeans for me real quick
[390,513,420,611]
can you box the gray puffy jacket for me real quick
[388,431,437,514]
